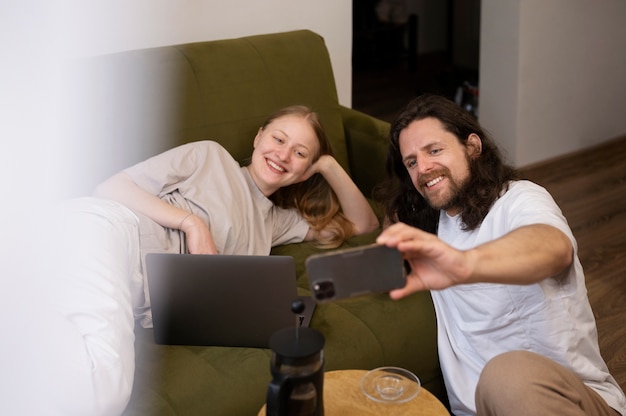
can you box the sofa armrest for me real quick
[340,106,390,198]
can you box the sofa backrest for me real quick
[72,30,349,192]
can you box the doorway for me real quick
[352,0,481,122]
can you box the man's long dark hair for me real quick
[374,94,519,233]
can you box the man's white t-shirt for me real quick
[433,180,626,415]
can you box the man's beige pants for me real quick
[475,350,620,415]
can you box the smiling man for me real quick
[375,94,626,416]
[398,116,480,216]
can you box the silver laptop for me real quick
[145,253,314,348]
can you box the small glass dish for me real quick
[359,366,421,404]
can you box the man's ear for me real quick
[467,133,482,158]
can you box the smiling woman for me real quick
[26,104,379,413]
[244,105,379,246]
[92,104,379,328]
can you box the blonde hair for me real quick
[264,105,354,248]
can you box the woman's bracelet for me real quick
[178,213,193,230]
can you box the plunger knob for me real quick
[291,298,305,315]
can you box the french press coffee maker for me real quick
[266,300,325,416]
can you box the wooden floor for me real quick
[520,136,626,391]
[352,62,626,392]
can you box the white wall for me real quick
[68,0,352,106]
[479,0,522,164]
[480,0,626,167]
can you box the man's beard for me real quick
[422,165,472,213]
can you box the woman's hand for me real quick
[301,154,331,182]
[96,172,219,254]
[179,214,218,254]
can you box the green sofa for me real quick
[78,29,446,415]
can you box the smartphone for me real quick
[305,244,405,303]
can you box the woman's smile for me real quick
[266,158,286,173]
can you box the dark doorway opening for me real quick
[352,0,480,122]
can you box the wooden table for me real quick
[258,369,449,415]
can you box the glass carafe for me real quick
[266,326,325,416]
